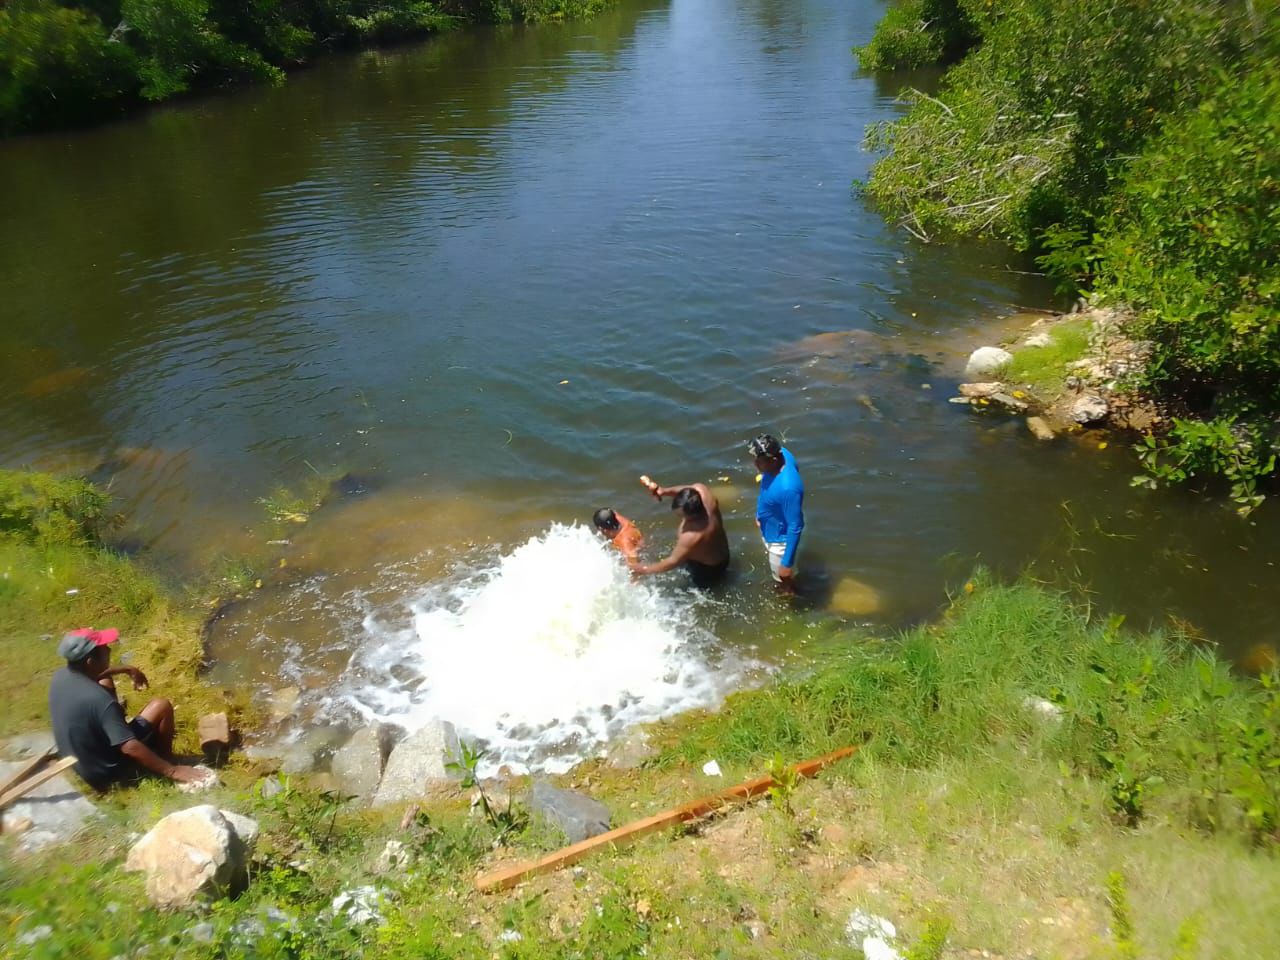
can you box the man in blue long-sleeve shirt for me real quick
[749,433,804,592]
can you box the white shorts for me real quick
[763,540,796,581]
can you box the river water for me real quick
[2,0,1274,768]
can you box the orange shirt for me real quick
[612,514,644,560]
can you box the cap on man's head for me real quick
[57,628,119,663]
[747,434,781,459]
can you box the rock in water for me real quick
[371,720,461,807]
[529,782,612,843]
[1071,394,1110,425]
[829,577,882,616]
[124,805,259,908]
[331,724,394,801]
[964,346,1014,379]
[1026,416,1056,441]
[957,382,1005,399]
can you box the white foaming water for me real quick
[341,523,741,774]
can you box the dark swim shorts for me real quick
[685,557,729,588]
[128,715,155,744]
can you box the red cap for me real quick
[67,627,119,646]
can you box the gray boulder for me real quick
[529,782,611,844]
[371,720,460,807]
[124,805,259,909]
[331,724,394,800]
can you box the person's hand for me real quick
[639,475,660,499]
[169,765,212,784]
[125,667,149,690]
[776,565,797,593]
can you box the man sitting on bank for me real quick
[49,628,209,790]
[628,476,730,588]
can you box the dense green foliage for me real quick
[0,0,610,135]
[858,1,1280,503]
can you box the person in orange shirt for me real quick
[593,508,644,560]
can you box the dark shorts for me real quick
[685,557,729,588]
[129,715,155,744]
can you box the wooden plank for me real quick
[475,745,859,894]
[0,749,54,799]
[0,757,78,809]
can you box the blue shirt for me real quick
[756,447,805,567]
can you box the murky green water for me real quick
[2,0,1274,685]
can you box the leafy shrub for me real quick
[862,0,1257,248]
[0,0,138,134]
[122,0,283,100]
[0,469,112,546]
[1095,68,1280,408]
[855,0,980,71]
[1133,418,1276,517]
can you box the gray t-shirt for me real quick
[48,667,137,790]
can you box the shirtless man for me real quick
[628,476,730,587]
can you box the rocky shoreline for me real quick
[952,305,1164,443]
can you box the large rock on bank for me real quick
[964,346,1014,379]
[331,724,394,800]
[124,805,259,908]
[530,782,611,843]
[371,720,460,808]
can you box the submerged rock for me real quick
[529,782,612,844]
[1026,416,1056,441]
[829,576,882,616]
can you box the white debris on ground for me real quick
[845,909,903,960]
[701,759,722,777]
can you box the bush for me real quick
[1096,68,1280,407]
[0,0,138,134]
[862,0,1257,247]
[0,469,112,546]
[854,0,981,71]
[121,0,283,100]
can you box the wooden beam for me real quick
[0,749,54,799]
[475,745,859,894]
[0,756,79,809]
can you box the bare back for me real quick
[677,484,730,566]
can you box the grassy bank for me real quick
[4,550,1278,958]
[0,0,614,137]
[856,1,1280,507]
[0,469,245,747]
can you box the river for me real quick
[1,0,1273,769]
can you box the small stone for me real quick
[1026,416,1055,441]
[989,392,1029,413]
[1071,394,1109,425]
[958,382,1005,399]
[1023,333,1052,348]
[189,922,216,944]
[17,925,53,946]
[370,839,414,876]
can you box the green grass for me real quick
[999,319,1091,400]
[0,469,249,747]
